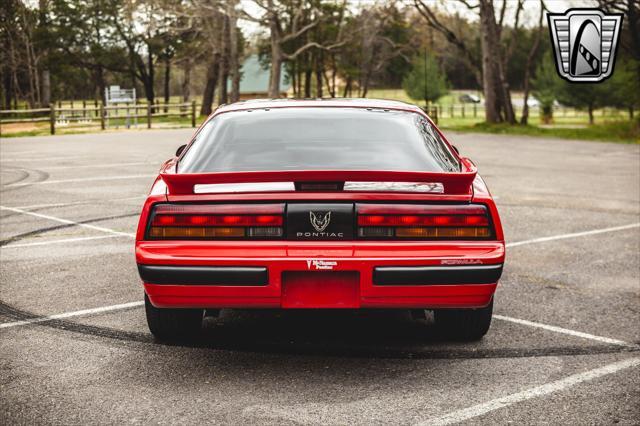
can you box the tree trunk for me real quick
[520,3,544,125]
[360,68,372,98]
[163,58,170,113]
[200,58,219,116]
[268,13,282,98]
[144,79,155,110]
[2,66,12,109]
[269,56,282,98]
[291,61,297,97]
[144,48,155,110]
[96,65,106,104]
[479,0,501,123]
[182,59,192,102]
[330,55,337,97]
[217,14,230,105]
[499,70,516,123]
[228,2,240,103]
[315,52,323,98]
[217,63,228,105]
[343,76,352,97]
[41,69,50,107]
[588,105,594,124]
[304,67,312,98]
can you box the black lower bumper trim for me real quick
[373,264,503,286]
[138,265,268,286]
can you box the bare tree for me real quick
[414,0,520,124]
[175,0,241,111]
[227,0,241,102]
[521,0,545,125]
[244,1,343,98]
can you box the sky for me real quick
[236,0,601,38]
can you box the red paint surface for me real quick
[281,272,360,308]
[136,100,506,310]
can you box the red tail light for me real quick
[357,204,493,239]
[147,204,284,239]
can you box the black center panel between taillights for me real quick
[144,201,496,241]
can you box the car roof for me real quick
[215,98,425,115]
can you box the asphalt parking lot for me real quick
[1,128,638,425]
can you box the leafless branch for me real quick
[458,0,479,9]
[280,19,320,44]
[413,0,480,76]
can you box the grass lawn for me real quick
[2,89,637,143]
[443,121,640,144]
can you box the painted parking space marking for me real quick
[494,315,639,348]
[0,155,88,162]
[0,210,638,351]
[505,223,640,248]
[12,194,145,210]
[3,174,155,187]
[0,234,129,249]
[0,301,144,329]
[0,205,135,237]
[418,357,640,426]
[42,161,154,170]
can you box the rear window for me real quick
[179,107,460,173]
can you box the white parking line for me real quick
[418,357,640,426]
[3,174,155,187]
[0,155,87,162]
[0,301,144,329]
[0,205,135,237]
[0,212,638,346]
[494,315,639,348]
[12,194,145,210]
[43,161,154,170]
[1,234,129,249]
[506,223,640,248]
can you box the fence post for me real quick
[99,103,105,130]
[49,104,56,135]
[191,101,196,127]
[83,100,87,119]
[147,103,152,129]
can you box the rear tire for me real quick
[434,299,493,341]
[144,293,203,341]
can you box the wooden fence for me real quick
[1,101,631,137]
[0,101,197,136]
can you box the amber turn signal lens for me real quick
[395,227,490,238]
[149,226,245,238]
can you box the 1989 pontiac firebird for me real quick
[135,99,505,341]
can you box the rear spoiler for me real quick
[160,158,477,196]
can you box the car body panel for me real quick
[135,100,505,310]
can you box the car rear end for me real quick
[135,101,505,340]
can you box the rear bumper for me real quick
[373,264,502,285]
[138,265,268,286]
[137,241,504,309]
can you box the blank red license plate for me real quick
[281,271,360,308]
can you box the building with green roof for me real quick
[229,55,291,99]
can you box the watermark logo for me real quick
[547,9,623,83]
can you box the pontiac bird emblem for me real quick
[547,9,623,83]
[310,211,331,232]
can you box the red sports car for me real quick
[136,99,505,341]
